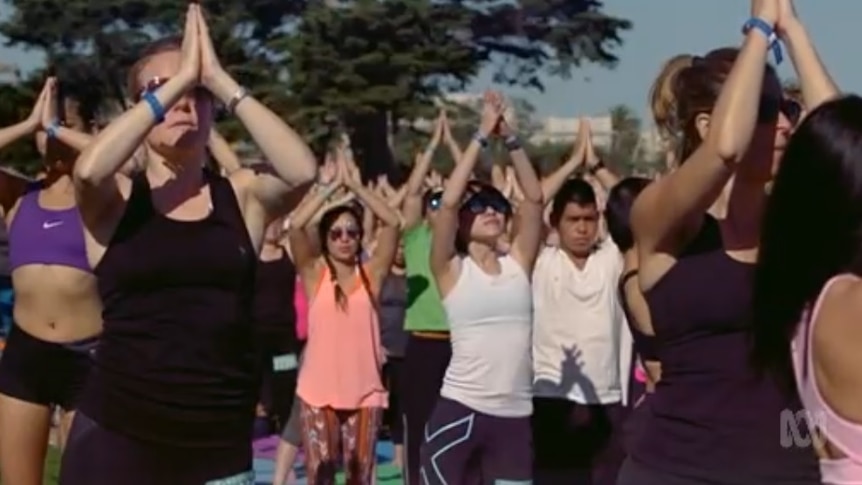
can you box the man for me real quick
[532,159,630,485]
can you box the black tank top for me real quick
[618,269,658,362]
[252,250,299,352]
[630,217,820,483]
[79,171,258,448]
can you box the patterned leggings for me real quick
[299,402,382,485]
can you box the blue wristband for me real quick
[141,91,166,124]
[45,119,60,139]
[742,17,783,65]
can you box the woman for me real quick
[59,5,316,484]
[605,177,658,406]
[617,0,833,483]
[0,78,102,485]
[379,241,408,468]
[288,149,400,484]
[753,95,862,484]
[421,90,543,483]
[253,217,302,436]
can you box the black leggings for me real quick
[400,334,452,485]
[59,413,254,485]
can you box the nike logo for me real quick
[42,221,64,229]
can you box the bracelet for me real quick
[473,131,489,149]
[503,135,521,151]
[141,91,165,124]
[45,119,60,139]
[226,87,250,115]
[742,17,783,64]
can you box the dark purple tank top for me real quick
[78,171,257,448]
[630,220,820,483]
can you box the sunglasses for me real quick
[135,76,209,102]
[462,189,511,216]
[329,227,361,241]
[758,97,802,125]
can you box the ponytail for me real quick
[324,255,348,311]
[649,54,694,155]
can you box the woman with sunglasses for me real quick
[0,78,103,485]
[288,148,400,484]
[617,1,833,484]
[59,4,317,484]
[421,90,542,484]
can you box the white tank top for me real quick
[440,254,533,417]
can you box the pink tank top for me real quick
[296,265,387,409]
[293,276,308,341]
[792,275,862,484]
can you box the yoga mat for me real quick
[253,439,402,484]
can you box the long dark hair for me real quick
[752,95,862,390]
[606,177,651,252]
[317,205,373,311]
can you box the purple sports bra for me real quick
[8,185,90,273]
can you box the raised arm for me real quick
[430,90,502,278]
[499,116,544,272]
[401,113,443,229]
[441,112,463,163]
[40,83,94,153]
[207,129,242,175]
[583,122,620,190]
[287,158,340,278]
[542,122,586,202]
[632,0,776,264]
[0,81,47,214]
[340,157,401,286]
[777,0,838,111]
[74,9,203,224]
[194,9,315,222]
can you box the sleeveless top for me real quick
[618,269,658,362]
[631,218,820,483]
[378,272,408,358]
[296,264,387,409]
[441,254,533,417]
[252,249,299,352]
[79,171,258,448]
[9,184,90,273]
[792,275,862,484]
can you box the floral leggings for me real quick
[299,402,382,485]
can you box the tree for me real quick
[0,0,305,139]
[607,104,641,171]
[282,0,631,176]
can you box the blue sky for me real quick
[0,1,858,120]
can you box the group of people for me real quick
[0,0,861,484]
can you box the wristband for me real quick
[588,160,605,174]
[742,17,783,65]
[45,119,60,139]
[503,135,522,151]
[226,87,250,115]
[141,91,165,124]
[473,131,489,149]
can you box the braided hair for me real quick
[317,205,374,311]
